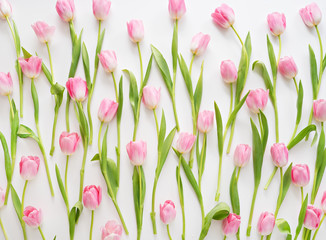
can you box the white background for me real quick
[0,0,326,239]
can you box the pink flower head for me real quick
[31,21,55,43]
[257,212,275,236]
[0,187,5,208]
[222,213,241,236]
[66,77,88,102]
[197,110,214,133]
[321,191,326,213]
[304,205,322,230]
[127,20,144,43]
[278,56,298,80]
[267,12,286,36]
[313,99,326,122]
[270,143,288,168]
[98,50,117,73]
[0,72,13,96]
[190,32,210,56]
[19,156,40,181]
[174,132,196,154]
[59,131,80,155]
[300,3,322,28]
[93,0,111,21]
[23,206,42,228]
[233,144,251,168]
[126,140,147,166]
[56,0,75,22]
[160,200,176,225]
[168,0,186,20]
[291,164,310,187]
[101,220,123,240]
[83,185,102,210]
[98,98,119,123]
[142,86,161,110]
[0,0,12,19]
[246,88,269,114]
[211,4,235,29]
[220,60,238,83]
[19,56,42,79]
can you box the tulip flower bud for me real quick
[141,86,161,110]
[313,99,326,122]
[19,156,40,181]
[220,60,238,83]
[321,191,326,213]
[93,0,111,21]
[257,212,275,236]
[31,21,55,44]
[174,132,196,154]
[190,33,210,56]
[66,77,88,102]
[0,187,5,208]
[246,88,269,114]
[98,50,117,73]
[101,220,123,240]
[233,144,251,168]
[211,4,235,29]
[59,132,80,155]
[197,110,214,133]
[98,98,118,123]
[0,72,13,96]
[160,200,176,225]
[127,20,144,43]
[0,0,12,19]
[291,164,310,187]
[83,185,102,210]
[300,3,322,28]
[267,12,286,36]
[19,56,42,79]
[168,0,186,20]
[126,140,147,166]
[270,143,288,168]
[222,213,241,237]
[278,56,298,80]
[56,0,75,22]
[304,205,322,230]
[23,206,42,228]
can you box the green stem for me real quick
[316,25,323,94]
[0,218,8,240]
[66,92,71,132]
[49,108,59,156]
[226,122,235,154]
[79,139,88,202]
[89,210,94,240]
[38,226,46,240]
[137,166,143,240]
[46,42,54,82]
[301,187,304,204]
[228,83,234,119]
[274,167,283,218]
[236,167,241,181]
[258,113,263,134]
[117,120,121,185]
[177,155,185,240]
[261,236,264,240]
[137,42,144,84]
[199,197,205,228]
[151,177,158,234]
[65,155,70,211]
[230,25,244,46]
[153,109,159,138]
[111,72,118,102]
[21,181,28,215]
[112,200,128,235]
[98,122,104,159]
[167,224,172,240]
[293,77,299,94]
[7,95,14,120]
[224,236,227,240]
[312,214,325,240]
[264,167,278,190]
[273,98,279,143]
[189,54,195,75]
[246,186,258,236]
[277,35,282,66]
[215,152,223,202]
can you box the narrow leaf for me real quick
[17,124,39,142]
[259,111,269,152]
[133,166,146,233]
[287,125,317,150]
[280,163,293,205]
[309,45,318,99]
[194,62,204,117]
[251,119,264,188]
[0,131,11,182]
[252,61,275,102]
[31,80,39,123]
[68,30,83,78]
[235,44,249,103]
[296,81,304,125]
[94,29,105,72]
[11,186,23,223]
[244,32,252,60]
[276,218,291,238]
[178,54,194,99]
[55,164,69,208]
[267,35,277,81]
[123,69,138,122]
[76,102,89,144]
[69,201,83,240]
[229,168,240,215]
[214,102,223,157]
[322,53,326,74]
[90,153,100,161]
[142,54,153,89]
[158,110,167,153]
[117,76,123,124]
[294,195,308,239]
[10,108,19,162]
[157,127,176,177]
[82,42,91,89]
[42,62,53,85]
[314,148,326,202]
[172,22,178,74]
[12,20,21,54]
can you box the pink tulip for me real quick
[313,99,326,122]
[174,132,196,154]
[126,140,147,166]
[267,12,286,36]
[98,50,117,73]
[31,21,55,44]
[257,212,275,236]
[0,72,13,96]
[127,20,144,43]
[19,56,42,79]
[233,144,251,168]
[160,200,176,225]
[0,187,5,208]
[59,132,80,155]
[22,206,42,228]
[300,3,322,28]
[98,98,118,123]
[270,143,288,168]
[190,32,210,56]
[197,110,214,133]
[304,205,322,230]
[56,0,75,22]
[291,164,310,187]
[222,213,241,236]
[101,220,123,240]
[278,56,298,80]
[168,0,186,20]
[66,77,88,102]
[93,0,111,21]
[0,0,12,19]
[321,191,326,213]
[246,88,269,114]
[142,86,161,110]
[83,185,102,210]
[220,60,238,83]
[19,156,40,181]
[211,4,235,29]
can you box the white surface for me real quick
[0,0,326,239]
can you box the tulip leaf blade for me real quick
[229,168,240,215]
[214,102,224,160]
[158,110,167,153]
[17,124,39,142]
[94,29,105,73]
[280,163,293,205]
[267,35,277,81]
[259,111,269,152]
[81,42,91,89]
[31,79,39,123]
[178,54,194,100]
[12,19,21,54]
[117,76,124,124]
[194,61,204,117]
[76,102,89,145]
[251,119,264,188]
[157,127,176,177]
[68,29,83,78]
[313,148,326,204]
[235,44,249,104]
[309,45,318,99]
[245,32,252,59]
[10,106,19,164]
[172,22,178,75]
[68,201,83,240]
[198,133,208,179]
[142,54,153,90]
[276,218,292,239]
[287,125,316,150]
[294,194,308,239]
[296,81,304,125]
[133,166,146,236]
[55,164,69,208]
[322,53,326,74]
[11,186,23,224]
[0,131,11,183]
[123,69,138,122]
[252,61,275,102]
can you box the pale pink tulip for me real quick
[19,56,42,79]
[56,0,75,22]
[197,110,214,133]
[59,132,80,155]
[321,191,326,213]
[300,3,322,27]
[246,89,269,114]
[291,164,310,187]
[66,77,88,102]
[222,213,241,237]
[19,156,40,181]
[270,143,288,168]
[101,220,123,240]
[168,0,186,20]
[174,132,196,154]
[31,21,55,44]
[83,185,102,210]
[313,99,326,122]
[98,98,118,123]
[127,20,144,43]
[0,187,5,208]
[0,72,13,96]
[142,86,161,110]
[98,50,117,73]
[160,200,176,224]
[267,12,286,36]
[23,206,42,228]
[93,0,111,21]
[257,212,275,236]
[220,60,238,83]
[190,33,210,56]
[0,0,12,19]
[304,205,322,230]
[278,56,298,80]
[211,4,235,29]
[126,140,147,166]
[233,144,251,168]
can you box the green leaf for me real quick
[280,163,293,205]
[123,69,138,122]
[199,134,207,178]
[314,127,325,171]
[287,125,316,150]
[82,42,91,89]
[17,124,39,142]
[41,62,53,85]
[117,76,123,124]
[21,47,32,58]
[50,83,65,96]
[294,195,308,239]
[235,43,249,103]
[69,201,83,240]
[267,35,277,81]
[214,102,224,159]
[10,108,19,164]
[225,91,249,131]
[296,81,304,125]
[194,61,204,117]
[158,110,167,153]
[252,61,275,102]
[68,29,83,78]
[229,168,240,215]
[309,45,318,99]
[276,218,291,239]
[176,165,184,205]
[76,102,89,144]
[31,80,39,123]
[141,54,153,90]
[11,186,23,223]
[55,164,69,208]
[94,29,105,72]
[172,22,178,75]
[133,166,146,234]
[314,148,326,203]
[0,131,11,182]
[157,127,176,178]
[151,45,173,96]
[12,20,21,54]
[251,119,264,188]
[322,53,326,74]
[178,54,193,100]
[90,153,100,161]
[244,32,252,60]
[259,111,269,152]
